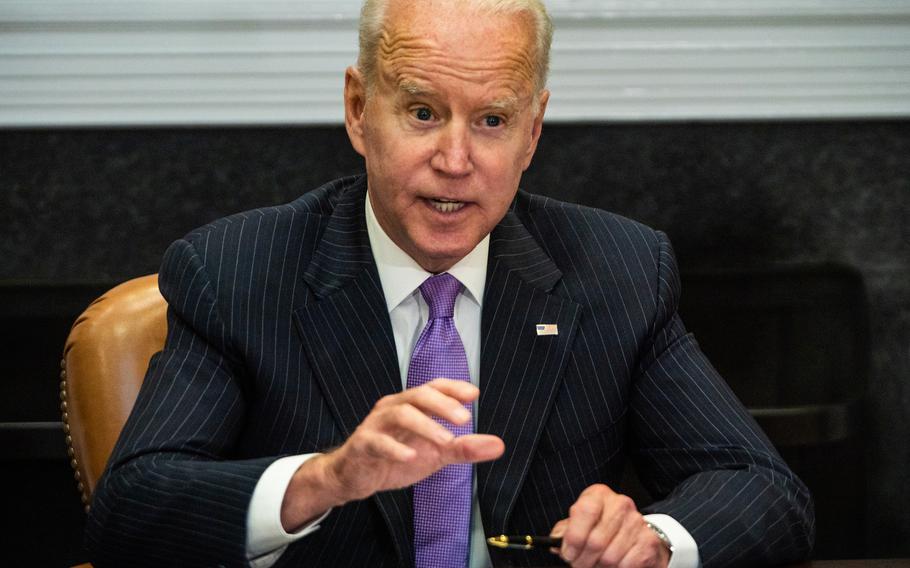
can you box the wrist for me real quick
[280,453,347,531]
[645,520,673,565]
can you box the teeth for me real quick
[430,199,465,213]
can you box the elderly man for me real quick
[87,0,814,567]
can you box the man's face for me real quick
[345,0,549,273]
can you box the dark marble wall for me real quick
[1,121,907,557]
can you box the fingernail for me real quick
[456,407,471,421]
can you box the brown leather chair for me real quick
[60,274,167,514]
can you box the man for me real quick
[87,0,814,567]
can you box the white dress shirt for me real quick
[244,192,700,568]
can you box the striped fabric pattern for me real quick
[87,175,813,567]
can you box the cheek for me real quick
[373,134,425,174]
[478,155,524,195]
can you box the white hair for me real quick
[357,0,553,94]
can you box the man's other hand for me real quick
[280,378,504,531]
[550,484,670,568]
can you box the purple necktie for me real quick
[407,272,472,568]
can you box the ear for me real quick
[521,89,549,171]
[344,66,368,158]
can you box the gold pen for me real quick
[487,534,563,550]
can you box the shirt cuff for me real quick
[246,454,332,565]
[642,513,701,568]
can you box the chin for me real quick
[414,247,468,273]
[411,229,483,270]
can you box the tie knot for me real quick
[419,273,461,320]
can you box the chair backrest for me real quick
[60,274,166,510]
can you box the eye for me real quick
[414,107,433,121]
[484,115,503,127]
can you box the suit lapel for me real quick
[293,178,414,567]
[476,206,582,534]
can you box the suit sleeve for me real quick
[631,232,815,567]
[86,237,277,567]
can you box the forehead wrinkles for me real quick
[377,28,536,93]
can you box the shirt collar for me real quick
[365,190,488,312]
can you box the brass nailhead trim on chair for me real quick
[59,357,92,512]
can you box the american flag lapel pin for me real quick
[536,323,558,336]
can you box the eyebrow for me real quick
[398,80,521,114]
[398,80,436,98]
[488,96,520,113]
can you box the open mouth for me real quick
[429,198,466,213]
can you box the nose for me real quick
[430,122,474,177]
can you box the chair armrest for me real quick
[749,402,856,447]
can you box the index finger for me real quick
[422,377,479,402]
[398,383,473,427]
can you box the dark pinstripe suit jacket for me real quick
[87,175,813,567]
